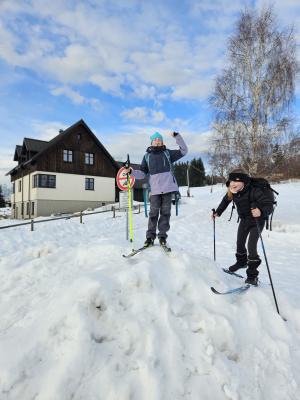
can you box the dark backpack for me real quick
[249,177,279,230]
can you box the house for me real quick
[7,119,119,219]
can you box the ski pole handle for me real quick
[123,154,131,170]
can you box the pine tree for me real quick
[189,158,206,187]
[174,161,189,186]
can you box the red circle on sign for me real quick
[116,167,136,190]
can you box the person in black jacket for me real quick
[212,169,273,285]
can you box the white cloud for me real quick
[104,125,213,165]
[172,79,214,100]
[50,85,102,110]
[0,1,228,101]
[0,0,298,105]
[31,120,69,141]
[0,147,17,185]
[121,107,166,123]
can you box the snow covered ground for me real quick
[0,182,299,400]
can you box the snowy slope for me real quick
[0,182,300,400]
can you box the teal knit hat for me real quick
[150,132,163,143]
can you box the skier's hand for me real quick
[169,131,179,137]
[211,212,218,220]
[123,167,132,175]
[251,208,261,218]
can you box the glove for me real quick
[173,131,179,137]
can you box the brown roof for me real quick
[13,145,23,161]
[23,119,118,169]
[23,138,49,153]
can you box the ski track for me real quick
[0,183,300,399]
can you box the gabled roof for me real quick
[23,119,118,169]
[7,119,119,176]
[23,138,48,153]
[13,145,23,161]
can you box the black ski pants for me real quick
[236,218,265,259]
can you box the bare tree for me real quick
[210,7,298,177]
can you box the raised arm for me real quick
[168,132,188,163]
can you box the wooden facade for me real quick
[7,120,120,219]
[10,120,118,181]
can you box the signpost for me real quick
[119,190,133,210]
[116,166,135,241]
[116,167,135,191]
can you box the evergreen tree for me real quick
[174,161,188,186]
[0,185,5,208]
[189,158,206,187]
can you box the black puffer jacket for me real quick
[216,182,273,220]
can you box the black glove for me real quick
[173,131,179,137]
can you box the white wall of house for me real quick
[11,171,116,219]
[32,171,115,201]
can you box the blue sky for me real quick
[0,0,299,185]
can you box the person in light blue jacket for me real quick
[124,131,188,247]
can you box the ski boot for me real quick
[228,252,247,272]
[245,257,261,286]
[144,238,154,247]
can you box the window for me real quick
[33,174,56,188]
[21,202,24,215]
[31,202,34,215]
[63,149,73,162]
[12,182,15,194]
[18,180,22,192]
[26,202,30,215]
[85,177,94,190]
[85,153,94,165]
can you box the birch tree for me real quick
[210,7,298,176]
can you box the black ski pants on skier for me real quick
[146,193,172,240]
[236,218,265,258]
[237,218,265,277]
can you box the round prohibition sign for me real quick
[116,167,135,191]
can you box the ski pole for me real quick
[212,208,216,261]
[124,154,134,244]
[143,186,148,217]
[175,193,179,216]
[255,218,284,319]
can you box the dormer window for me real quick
[63,149,73,163]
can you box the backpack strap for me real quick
[144,152,150,170]
[163,150,175,176]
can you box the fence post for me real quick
[138,204,141,213]
[31,219,34,231]
[80,211,83,224]
[112,206,115,218]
